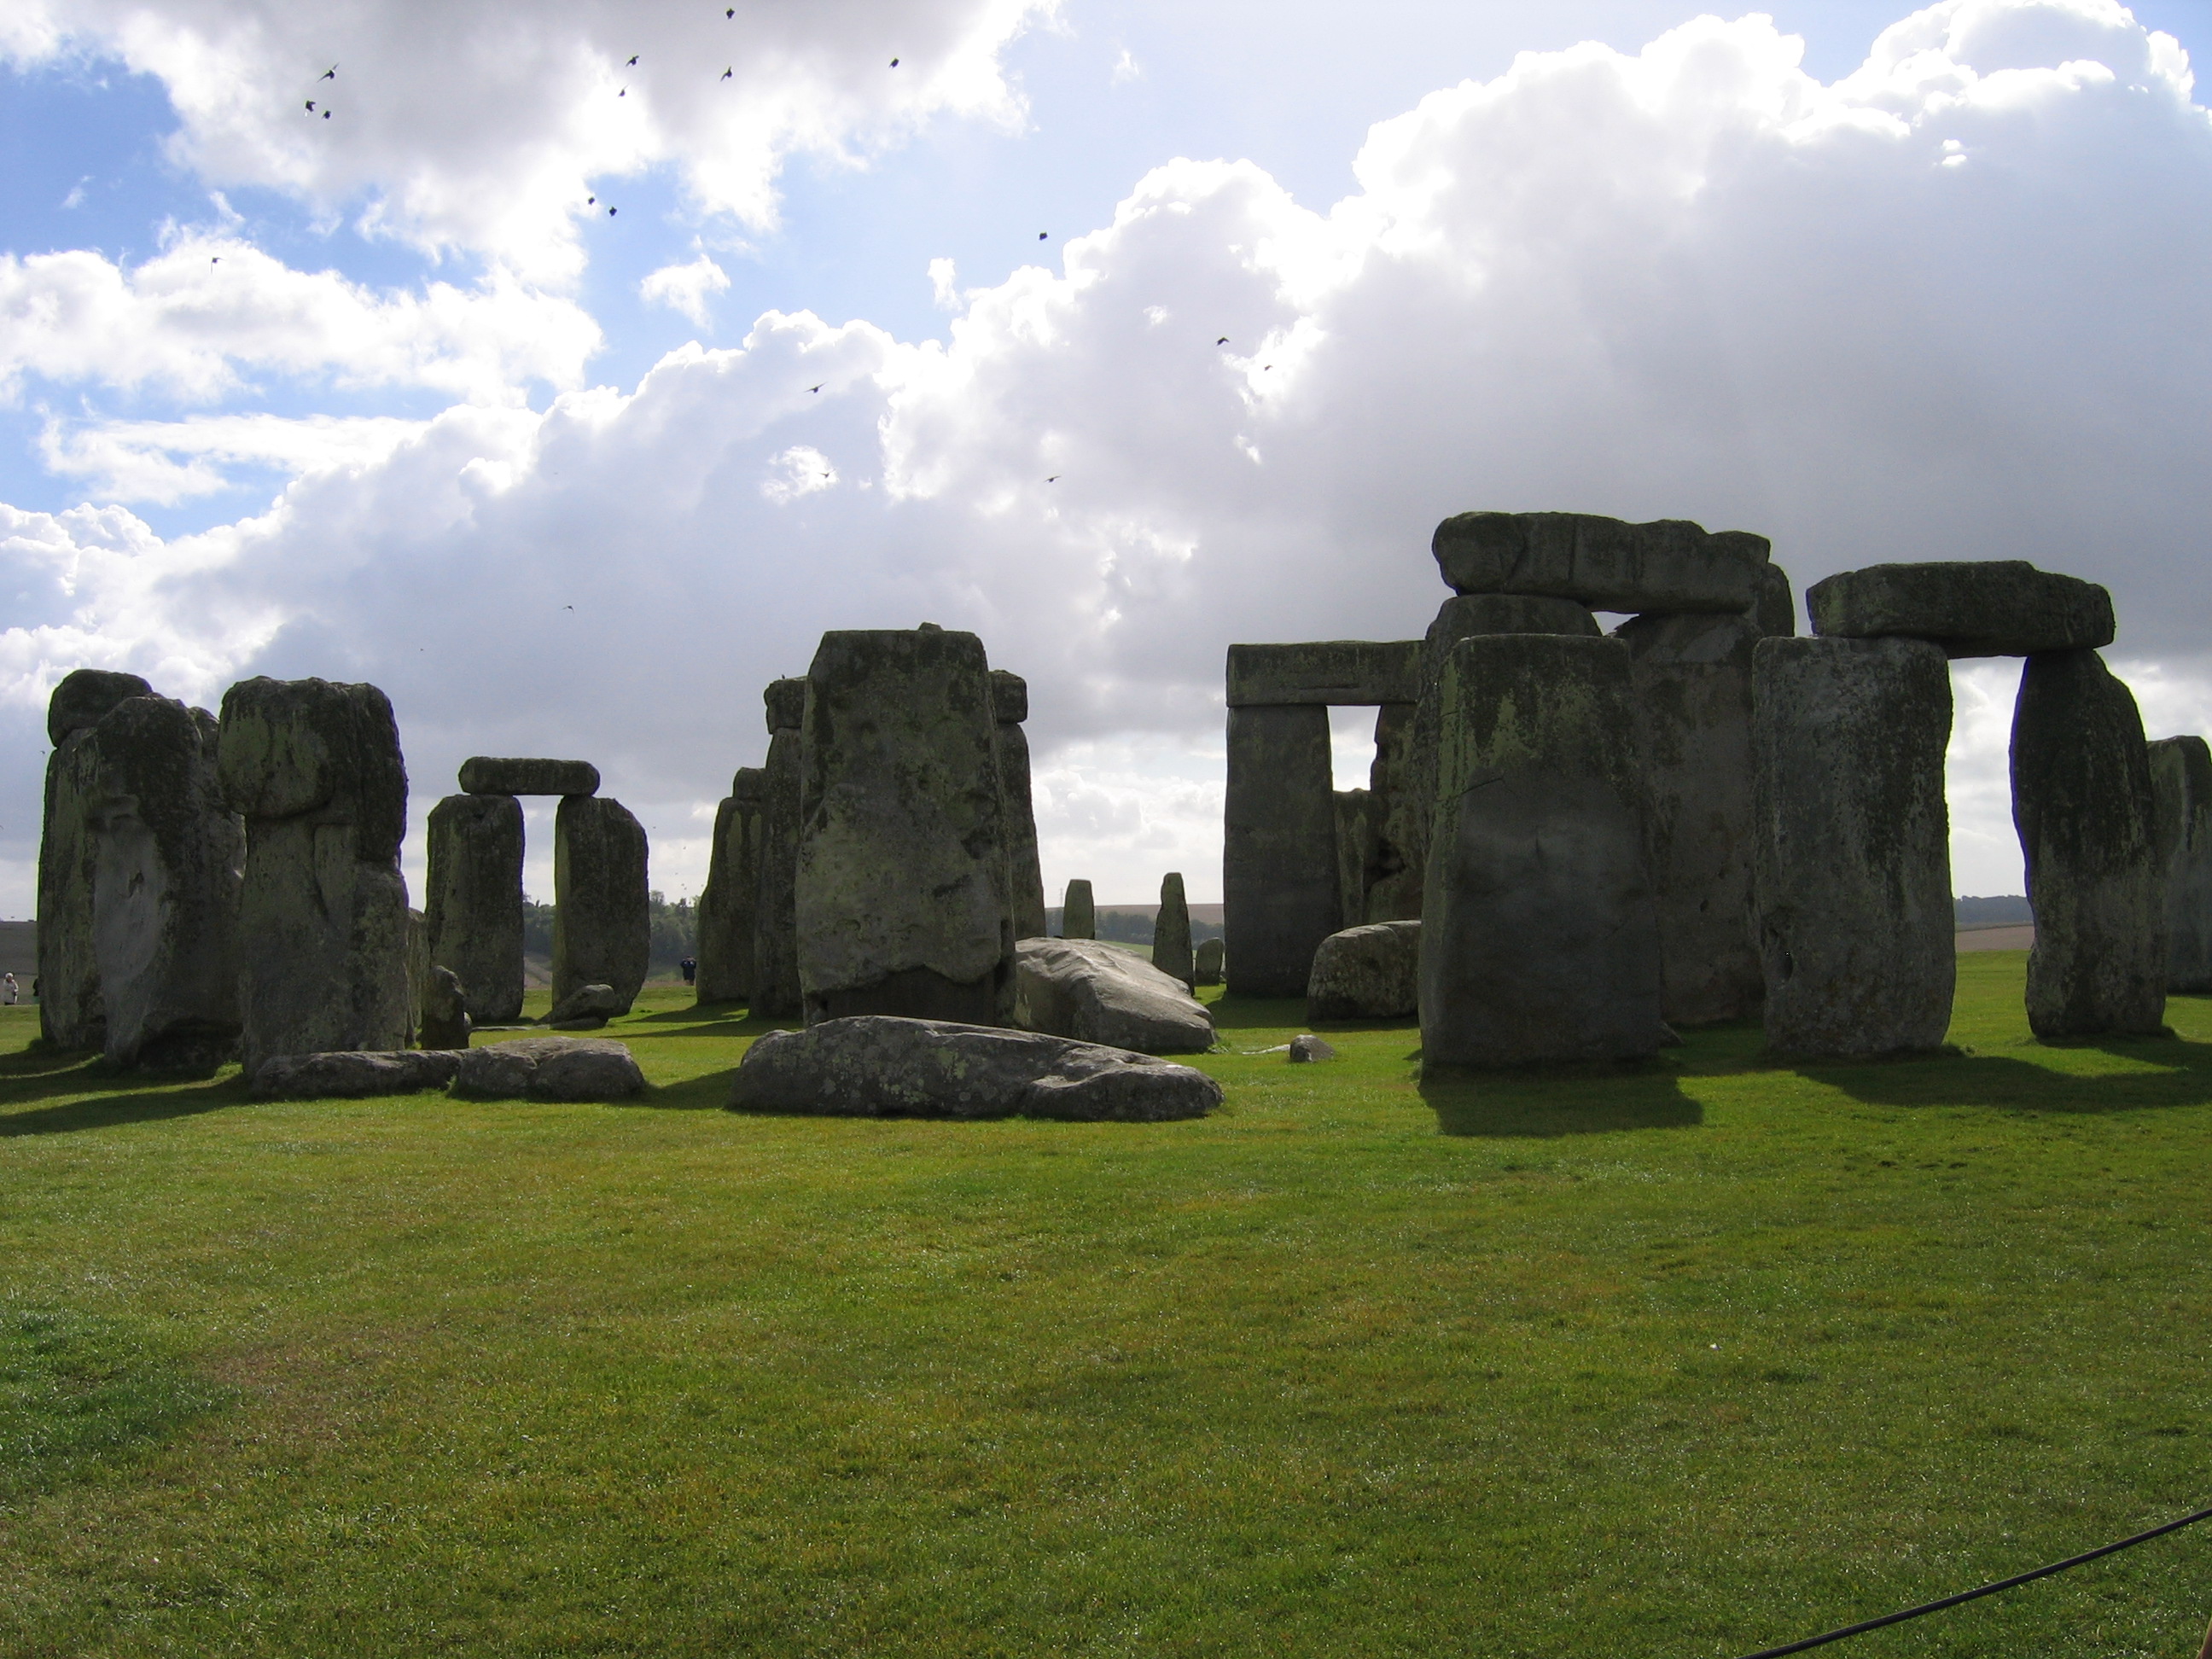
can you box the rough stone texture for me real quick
[218,678,412,1077]
[730,1016,1221,1121]
[1289,1033,1337,1062]
[2011,649,2167,1039]
[1225,640,1422,707]
[1616,610,1766,1026]
[405,906,428,1047]
[457,757,600,797]
[38,670,154,1050]
[1745,559,1798,638]
[78,696,244,1068]
[1431,513,1770,613]
[252,1048,462,1099]
[1807,562,2114,658]
[1225,703,1339,997]
[1334,789,1378,936]
[417,965,472,1050]
[1194,938,1225,987]
[1154,871,1195,988]
[695,769,764,1003]
[1015,937,1215,1054]
[451,1035,646,1101]
[795,628,1015,1027]
[751,681,806,1019]
[1751,637,1954,1057]
[1361,703,1423,923]
[2149,736,2212,993]
[550,982,623,1022]
[996,713,1049,942]
[1307,920,1420,1020]
[423,793,525,1023]
[990,668,1028,725]
[552,797,649,1015]
[1062,880,1096,940]
[1419,635,1670,1068]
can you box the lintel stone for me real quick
[1225,640,1422,707]
[1806,561,2113,657]
[457,756,600,796]
[1431,512,1770,613]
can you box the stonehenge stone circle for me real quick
[1807,562,2114,657]
[2149,736,2212,993]
[1750,637,1953,1057]
[1307,920,1420,1021]
[1194,937,1225,987]
[1062,878,1096,940]
[457,757,600,796]
[552,795,650,1016]
[1153,870,1195,987]
[2011,649,2167,1039]
[218,677,413,1075]
[992,669,1049,941]
[795,627,1015,1027]
[424,792,526,1023]
[38,668,154,1050]
[417,964,473,1051]
[1430,512,1773,613]
[1224,703,1338,996]
[694,766,764,1003]
[752,678,806,1019]
[1014,938,1215,1054]
[1419,635,1670,1068]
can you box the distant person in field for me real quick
[679,956,696,986]
[3,972,16,1004]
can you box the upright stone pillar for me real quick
[1616,610,1767,1026]
[2011,650,2166,1039]
[1333,789,1377,932]
[992,671,1049,941]
[2149,736,2212,993]
[423,793,526,1022]
[38,669,153,1049]
[218,677,412,1075]
[552,795,650,1014]
[1362,702,1422,923]
[795,627,1014,1026]
[752,679,806,1020]
[1750,637,1953,1057]
[1062,879,1096,940]
[1418,635,1668,1068]
[695,767,764,1004]
[1224,703,1338,997]
[1154,870,1195,988]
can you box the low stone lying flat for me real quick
[1805,562,2113,657]
[452,1036,646,1101]
[1430,512,1769,613]
[549,981,624,1022]
[457,757,601,796]
[253,1050,461,1099]
[1307,920,1420,1020]
[730,1016,1220,1121]
[1015,938,1216,1053]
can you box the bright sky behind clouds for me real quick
[2,0,2209,913]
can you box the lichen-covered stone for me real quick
[1430,513,1770,612]
[423,793,525,1023]
[2012,650,2166,1038]
[996,711,1048,942]
[751,680,806,1019]
[729,1016,1220,1121]
[1360,703,1423,923]
[1807,562,2114,658]
[452,1035,645,1101]
[990,668,1028,724]
[1153,871,1194,988]
[764,677,806,734]
[418,965,473,1050]
[1751,637,1954,1057]
[1289,1033,1337,1062]
[694,768,763,1004]
[252,1048,461,1099]
[1015,937,1215,1053]
[1334,788,1377,935]
[2149,736,2212,993]
[217,677,408,863]
[1225,641,1423,707]
[1307,920,1420,1020]
[1419,635,1670,1068]
[1061,879,1096,940]
[1224,704,1338,996]
[552,796,649,1015]
[47,668,154,746]
[1194,937,1225,987]
[456,757,599,796]
[38,670,154,1050]
[1743,559,1797,638]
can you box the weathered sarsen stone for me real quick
[992,671,1049,941]
[1194,937,1225,987]
[552,795,650,1016]
[1751,637,1953,1057]
[752,679,806,1020]
[1015,937,1215,1054]
[1359,702,1422,923]
[1062,879,1096,940]
[38,668,153,1049]
[1225,641,1422,706]
[424,793,525,1023]
[795,627,1015,1026]
[1419,635,1670,1068]
[694,767,764,1004]
[457,757,600,796]
[452,1035,645,1101]
[1307,920,1420,1021]
[1153,870,1195,987]
[218,677,412,1075]
[2149,736,2212,994]
[1224,702,1338,996]
[1807,562,2113,658]
[1430,513,1771,613]
[2011,650,2166,1039]
[417,965,473,1051]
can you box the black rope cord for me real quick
[1733,1502,2212,1659]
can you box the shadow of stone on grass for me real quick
[1419,1062,1703,1138]
[1812,1038,2212,1115]
[0,1074,249,1138]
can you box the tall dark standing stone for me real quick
[1418,635,1669,1068]
[1194,937,1225,987]
[2149,736,2212,993]
[79,696,243,1068]
[1061,879,1096,940]
[38,668,154,1049]
[2011,650,2166,1039]
[1750,637,1953,1057]
[696,767,765,1004]
[1333,788,1377,932]
[1616,609,1767,1026]
[992,671,1049,940]
[795,627,1014,1026]
[552,795,650,1015]
[218,677,412,1075]
[1362,702,1422,923]
[1224,702,1338,997]
[1154,870,1195,988]
[752,678,806,1020]
[423,793,526,1023]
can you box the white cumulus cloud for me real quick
[640,253,731,328]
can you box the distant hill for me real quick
[1956,895,2034,928]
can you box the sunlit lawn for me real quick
[4,953,2212,1656]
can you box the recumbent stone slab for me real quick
[424,793,525,1023]
[2149,736,2212,994]
[552,797,649,1015]
[1307,920,1420,1021]
[252,1048,462,1099]
[38,669,154,1050]
[1806,562,2113,658]
[1014,937,1215,1054]
[1430,513,1770,613]
[452,1035,646,1101]
[457,757,600,796]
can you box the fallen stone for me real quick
[1194,938,1225,987]
[2150,736,2212,993]
[418,964,472,1050]
[457,757,599,796]
[423,793,525,1023]
[1015,937,1216,1054]
[1061,878,1097,940]
[1223,704,1338,996]
[1153,871,1195,988]
[728,1016,1221,1121]
[1289,1033,1337,1062]
[1806,562,2114,658]
[552,797,649,1015]
[694,768,763,1003]
[452,1035,646,1101]
[751,680,806,1019]
[549,981,624,1022]
[1431,513,1770,613]
[252,1048,461,1099]
[1307,920,1420,1020]
[38,670,156,1051]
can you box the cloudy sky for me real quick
[3,0,2209,911]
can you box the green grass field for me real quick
[5,954,2212,1656]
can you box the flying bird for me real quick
[890,57,899,67]
[727,8,735,15]
[210,256,219,265]
[820,471,831,480]
[1216,335,1229,345]
[1038,231,1048,240]
[808,383,822,393]
[323,109,331,119]
[321,66,335,79]
[1046,474,1059,483]
[608,207,617,215]
[305,100,315,111]
[722,67,732,79]
[565,604,574,610]
[619,88,626,96]
[626,55,638,66]
[587,195,596,205]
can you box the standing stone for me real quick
[218,677,412,1075]
[1333,789,1378,934]
[1362,702,1423,923]
[2149,736,2212,993]
[752,679,806,1020]
[552,795,650,1016]
[1062,879,1096,940]
[1154,871,1195,988]
[1419,635,1669,1068]
[1224,703,1338,997]
[795,627,1014,1026]
[418,965,472,1051]
[1751,637,1953,1057]
[423,793,526,1023]
[695,767,764,1004]
[79,695,243,1068]
[38,669,153,1049]
[992,671,1049,941]
[1194,937,1225,987]
[2011,650,2166,1039]
[1616,610,1766,1026]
